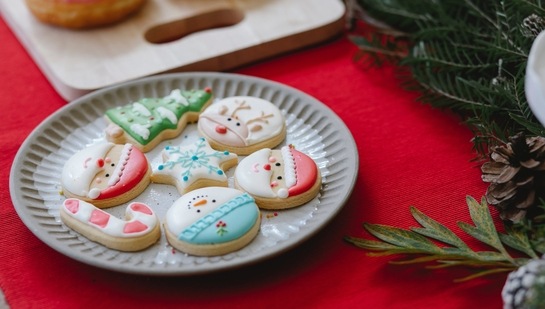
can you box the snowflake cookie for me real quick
[151,138,238,194]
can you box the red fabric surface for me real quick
[0,13,506,309]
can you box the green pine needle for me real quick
[350,0,545,156]
[345,196,540,281]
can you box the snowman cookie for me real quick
[60,199,161,251]
[105,88,213,152]
[234,145,321,210]
[61,143,151,208]
[151,138,238,195]
[164,187,261,256]
[198,96,286,155]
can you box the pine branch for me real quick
[351,0,545,154]
[345,196,541,281]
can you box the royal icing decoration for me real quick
[198,96,284,147]
[152,138,237,193]
[105,88,212,146]
[61,199,159,238]
[165,187,259,245]
[61,143,148,201]
[235,145,318,199]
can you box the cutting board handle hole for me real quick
[144,8,244,44]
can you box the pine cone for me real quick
[481,133,545,222]
[503,257,545,309]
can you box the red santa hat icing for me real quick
[278,145,318,198]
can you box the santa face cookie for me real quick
[151,138,238,194]
[235,145,321,210]
[61,143,151,208]
[198,96,286,155]
[60,199,161,252]
[105,88,213,152]
[164,187,261,256]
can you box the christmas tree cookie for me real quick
[151,138,238,195]
[105,88,213,152]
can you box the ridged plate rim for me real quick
[9,72,358,276]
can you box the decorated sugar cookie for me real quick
[234,145,321,210]
[164,187,261,256]
[198,96,286,155]
[151,138,238,194]
[105,88,213,152]
[61,143,151,208]
[60,199,160,251]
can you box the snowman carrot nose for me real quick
[194,199,207,206]
[215,125,227,134]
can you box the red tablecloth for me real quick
[0,13,505,309]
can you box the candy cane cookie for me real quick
[234,145,321,210]
[164,187,261,256]
[105,88,213,152]
[61,142,151,208]
[60,199,161,251]
[198,96,286,155]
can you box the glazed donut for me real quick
[25,0,146,29]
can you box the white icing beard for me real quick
[87,144,132,199]
[235,148,277,198]
[62,143,114,199]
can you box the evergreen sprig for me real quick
[350,0,545,156]
[345,196,540,281]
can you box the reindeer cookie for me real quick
[164,187,261,256]
[198,96,286,155]
[61,143,151,208]
[234,145,321,210]
[105,88,213,152]
[60,199,161,251]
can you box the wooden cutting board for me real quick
[0,0,345,101]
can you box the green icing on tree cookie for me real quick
[105,88,212,145]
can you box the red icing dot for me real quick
[215,125,227,134]
[263,164,271,171]
[204,87,212,93]
[96,158,104,168]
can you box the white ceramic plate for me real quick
[9,72,358,276]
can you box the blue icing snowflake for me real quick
[157,138,235,186]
